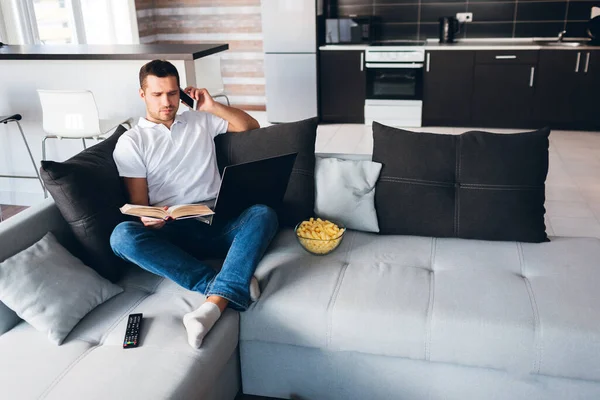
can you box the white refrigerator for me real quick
[261,0,318,123]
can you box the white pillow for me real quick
[0,232,123,345]
[314,157,382,233]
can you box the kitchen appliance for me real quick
[439,16,460,43]
[261,0,318,123]
[364,42,426,127]
[326,16,373,44]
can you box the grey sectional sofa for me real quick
[241,228,600,400]
[2,175,600,399]
[0,199,240,400]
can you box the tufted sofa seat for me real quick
[0,199,240,400]
[240,229,600,399]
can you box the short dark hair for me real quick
[139,59,180,89]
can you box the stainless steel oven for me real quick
[364,44,425,127]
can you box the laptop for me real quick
[201,152,298,224]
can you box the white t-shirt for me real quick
[113,111,228,206]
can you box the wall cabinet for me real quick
[319,50,366,123]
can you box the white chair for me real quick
[0,114,45,213]
[37,89,133,161]
[194,56,230,106]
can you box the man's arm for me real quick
[123,177,149,206]
[123,177,166,229]
[185,87,260,132]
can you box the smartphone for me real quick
[179,88,196,109]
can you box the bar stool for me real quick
[0,114,45,218]
[37,89,133,161]
[195,55,230,106]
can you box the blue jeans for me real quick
[110,204,278,311]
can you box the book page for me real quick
[168,204,215,219]
[120,204,167,219]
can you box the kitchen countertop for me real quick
[0,43,229,60]
[319,44,370,51]
[320,38,599,51]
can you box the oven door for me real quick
[366,63,423,101]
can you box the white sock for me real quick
[250,276,261,302]
[182,302,221,349]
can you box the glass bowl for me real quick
[294,219,346,256]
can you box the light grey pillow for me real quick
[0,232,123,345]
[314,157,382,233]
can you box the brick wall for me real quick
[135,0,265,110]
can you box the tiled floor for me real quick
[249,112,600,239]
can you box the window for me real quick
[2,0,138,45]
[31,0,82,44]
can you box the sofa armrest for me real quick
[0,198,73,335]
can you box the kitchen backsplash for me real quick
[333,0,599,40]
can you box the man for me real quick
[110,59,278,349]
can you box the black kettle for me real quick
[439,17,460,43]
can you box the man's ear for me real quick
[139,88,145,99]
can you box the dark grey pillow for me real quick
[40,126,129,282]
[215,118,318,227]
[372,122,550,243]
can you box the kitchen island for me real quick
[0,43,228,205]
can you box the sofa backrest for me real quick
[0,198,74,335]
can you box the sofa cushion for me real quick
[0,232,123,345]
[314,157,382,233]
[0,264,240,399]
[372,123,550,242]
[0,198,79,337]
[242,230,600,382]
[40,125,129,282]
[214,118,318,227]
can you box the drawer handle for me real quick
[584,52,590,74]
[495,55,517,60]
[360,52,364,72]
[575,52,581,73]
[426,53,430,72]
[529,67,535,88]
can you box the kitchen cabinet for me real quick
[422,51,475,126]
[319,50,366,123]
[574,51,600,129]
[471,51,539,128]
[532,51,580,125]
[533,50,600,129]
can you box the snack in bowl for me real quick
[295,218,345,255]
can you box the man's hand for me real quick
[183,85,259,132]
[184,86,215,112]
[141,206,168,229]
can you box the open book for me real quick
[119,203,215,223]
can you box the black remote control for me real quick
[123,313,142,349]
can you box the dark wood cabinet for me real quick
[533,50,600,129]
[422,51,475,126]
[532,51,580,125]
[319,50,366,123]
[471,51,538,128]
[574,51,600,129]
